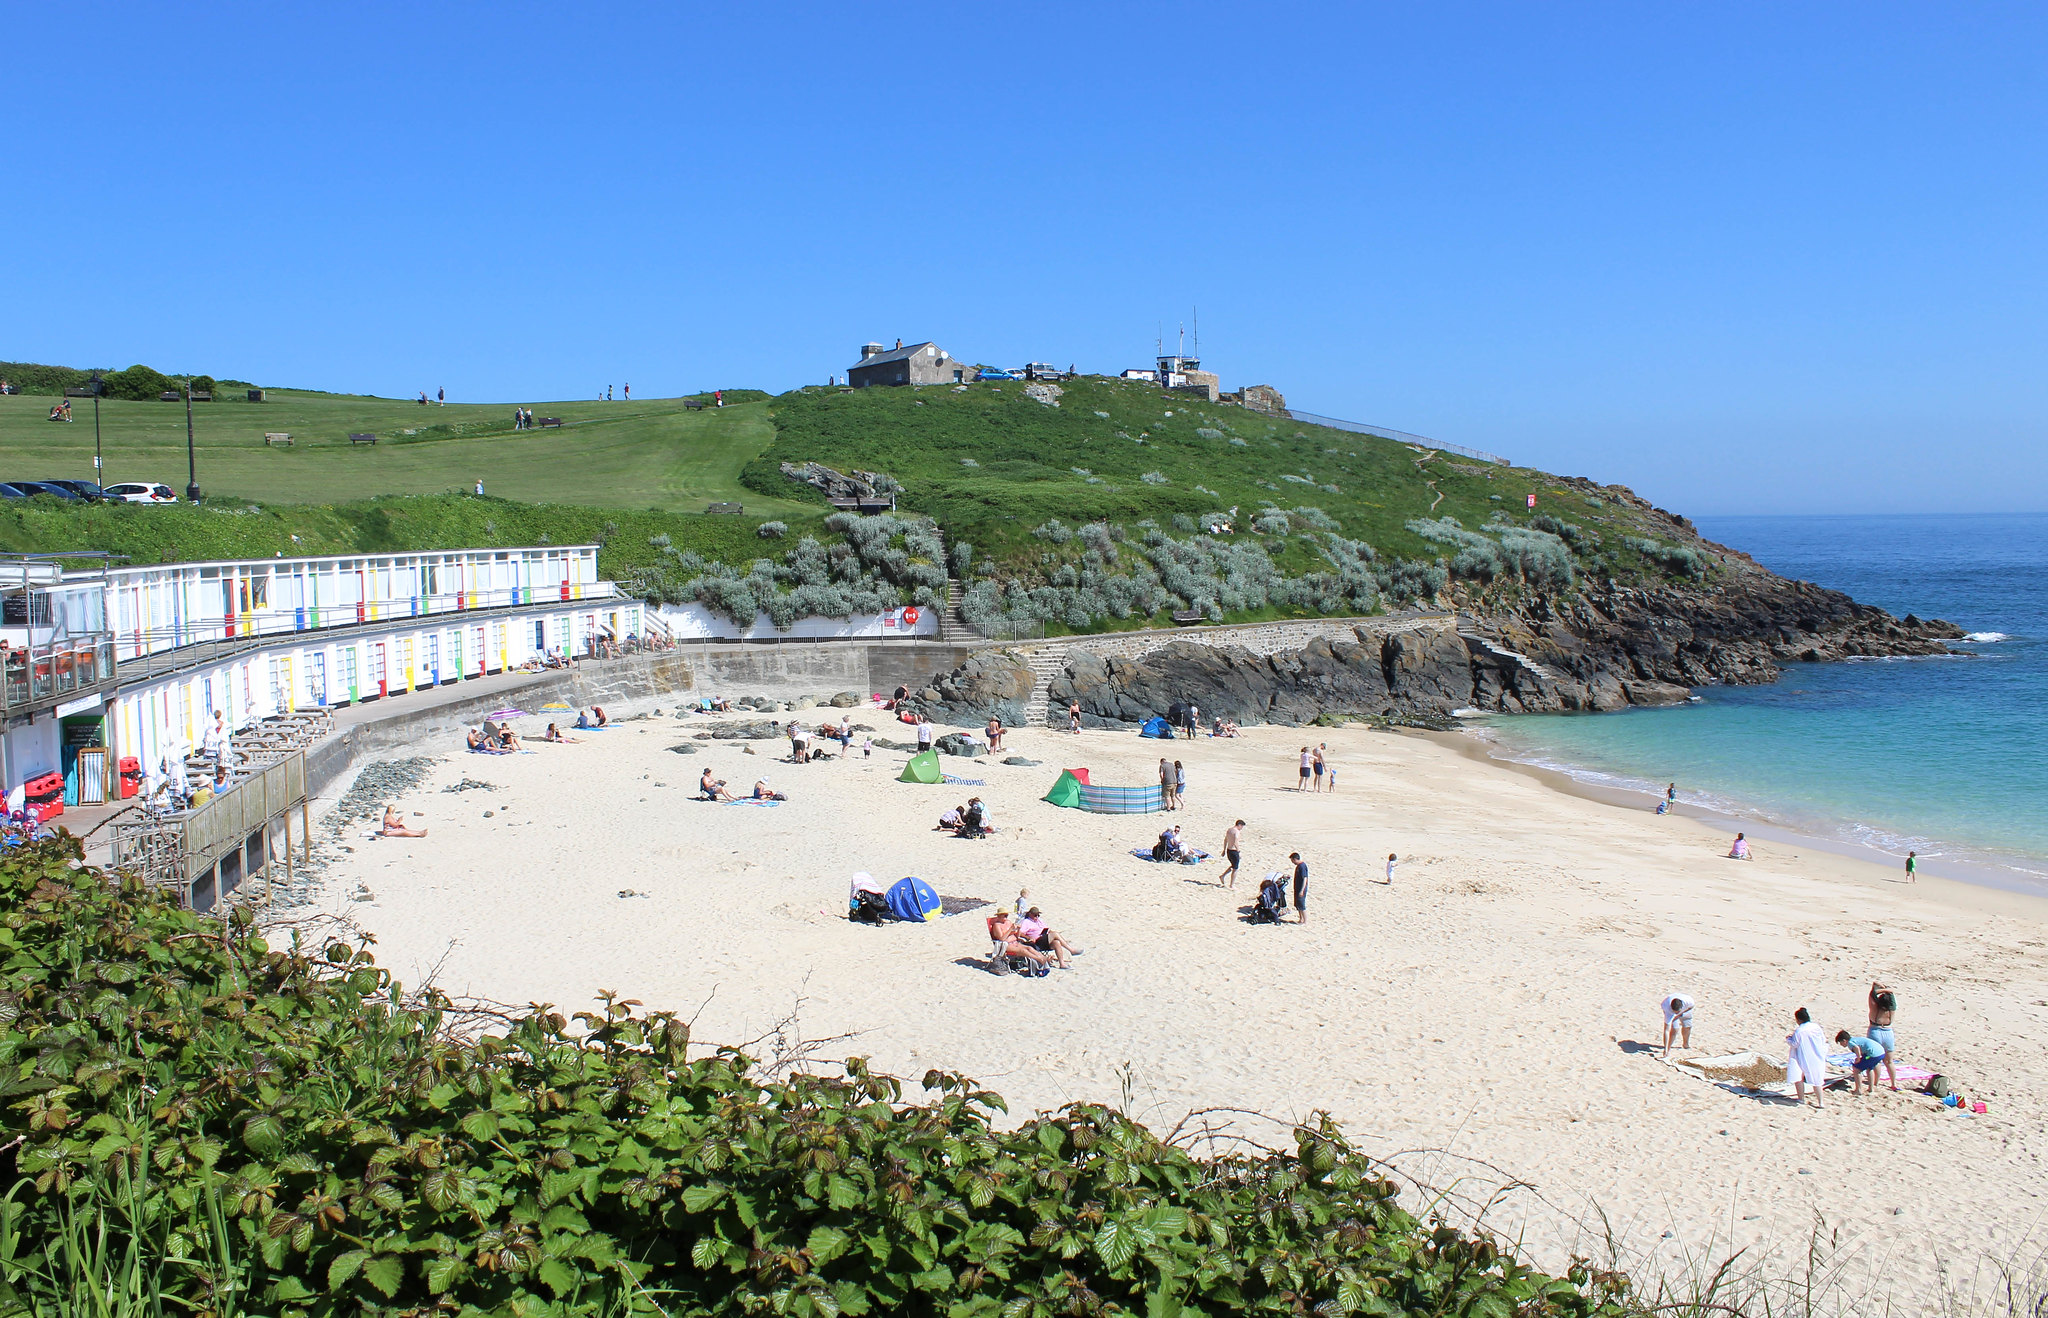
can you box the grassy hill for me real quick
[0,367,1714,630]
[0,387,806,515]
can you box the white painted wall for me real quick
[654,602,936,641]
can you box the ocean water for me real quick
[1475,513,2048,889]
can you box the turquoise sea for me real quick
[1475,513,2048,891]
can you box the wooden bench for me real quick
[537,417,564,429]
[684,399,706,411]
[264,433,293,448]
[1171,610,1206,626]
[705,502,745,515]
[348,433,377,446]
[159,391,181,402]
[190,391,212,402]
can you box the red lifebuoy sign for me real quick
[902,607,921,626]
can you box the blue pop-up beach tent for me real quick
[885,875,942,922]
[1139,717,1174,738]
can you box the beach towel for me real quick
[1130,846,1211,865]
[898,750,943,784]
[885,875,942,922]
[941,775,985,786]
[1138,716,1174,739]
[732,798,782,807]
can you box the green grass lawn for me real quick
[0,389,814,517]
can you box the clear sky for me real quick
[7,4,2043,515]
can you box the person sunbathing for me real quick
[495,726,521,751]
[541,723,581,743]
[466,729,508,754]
[592,706,610,727]
[380,805,428,837]
[751,780,785,801]
[989,911,1051,967]
[699,769,737,801]
[1014,906,1074,969]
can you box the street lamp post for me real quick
[89,371,103,488]
[184,379,200,504]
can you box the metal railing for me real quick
[2,635,118,712]
[110,582,626,684]
[1284,410,1510,467]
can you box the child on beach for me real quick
[1384,852,1397,885]
[1727,833,1751,860]
[1835,1030,1887,1095]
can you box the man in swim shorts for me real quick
[1218,820,1244,889]
[1290,851,1309,924]
[1661,994,1695,1055]
[1868,980,1899,1090]
[1835,1030,1887,1096]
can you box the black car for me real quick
[42,480,108,501]
[5,482,80,500]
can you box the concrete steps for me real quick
[1021,644,1068,727]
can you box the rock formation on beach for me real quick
[905,549,1965,728]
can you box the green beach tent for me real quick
[1042,770,1083,809]
[898,749,943,784]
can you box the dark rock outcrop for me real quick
[903,651,1035,727]
[692,720,783,740]
[934,733,985,757]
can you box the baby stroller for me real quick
[1252,873,1288,924]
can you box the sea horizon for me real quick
[1469,510,2048,893]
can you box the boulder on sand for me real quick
[935,733,985,757]
[903,651,1035,727]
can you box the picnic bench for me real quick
[537,416,563,428]
[706,502,745,515]
[1171,610,1205,626]
[263,433,293,448]
[158,391,181,402]
[348,432,377,446]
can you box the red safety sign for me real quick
[902,606,921,626]
[1527,494,1537,509]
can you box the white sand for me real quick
[308,712,2048,1310]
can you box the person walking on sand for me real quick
[1290,852,1310,924]
[1786,1007,1828,1108]
[1311,745,1326,793]
[1297,746,1312,791]
[1068,702,1081,734]
[1218,820,1245,888]
[1174,759,1186,807]
[1185,701,1200,739]
[1904,850,1917,883]
[1661,994,1695,1055]
[916,715,934,753]
[1384,852,1397,885]
[1869,980,1900,1091]
[1158,756,1177,810]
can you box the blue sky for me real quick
[6,4,2043,514]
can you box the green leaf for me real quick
[327,1250,367,1291]
[460,1110,500,1141]
[1094,1220,1138,1270]
[421,1169,459,1212]
[425,1256,464,1294]
[1144,1206,1190,1236]
[690,1235,723,1269]
[807,1224,851,1265]
[241,1113,285,1157]
[360,1255,404,1298]
[681,1183,727,1214]
[538,1258,576,1297]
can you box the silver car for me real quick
[102,482,180,504]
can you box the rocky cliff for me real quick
[905,555,1965,729]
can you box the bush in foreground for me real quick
[0,838,1630,1317]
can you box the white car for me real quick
[102,482,179,504]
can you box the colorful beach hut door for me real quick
[369,643,387,698]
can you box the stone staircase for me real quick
[1020,645,1068,727]
[937,580,972,643]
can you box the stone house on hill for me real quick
[848,340,971,387]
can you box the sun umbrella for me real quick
[540,701,572,712]
[486,707,529,720]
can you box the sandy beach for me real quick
[302,707,2048,1312]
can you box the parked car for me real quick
[975,368,1016,381]
[42,480,109,501]
[5,481,80,500]
[1022,363,1063,381]
[101,482,179,504]
[0,483,31,499]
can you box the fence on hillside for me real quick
[1284,410,1510,467]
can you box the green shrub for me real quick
[99,364,175,401]
[0,837,1633,1318]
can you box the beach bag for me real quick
[1928,1074,1953,1098]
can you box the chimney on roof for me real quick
[860,342,884,360]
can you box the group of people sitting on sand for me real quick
[467,721,522,753]
[934,797,992,838]
[697,768,783,802]
[988,903,1078,971]
[787,718,854,762]
[1211,717,1242,737]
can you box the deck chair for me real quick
[986,916,1047,976]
